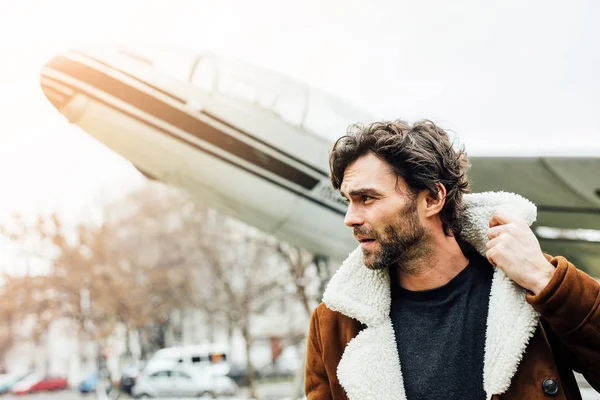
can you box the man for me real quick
[305,120,600,399]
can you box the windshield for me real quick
[208,55,372,137]
[213,55,308,126]
[123,47,373,139]
[303,88,374,141]
[118,45,198,81]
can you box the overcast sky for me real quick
[0,0,598,222]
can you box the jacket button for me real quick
[542,378,559,396]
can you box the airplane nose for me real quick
[39,53,76,113]
[39,51,94,124]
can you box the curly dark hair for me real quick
[329,120,471,237]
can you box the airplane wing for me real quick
[469,156,600,276]
[539,239,600,278]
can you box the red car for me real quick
[12,373,68,395]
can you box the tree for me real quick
[1,179,329,397]
[100,181,203,357]
[195,214,285,399]
[276,243,324,318]
[1,214,119,342]
[0,182,202,364]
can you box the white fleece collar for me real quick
[323,191,540,400]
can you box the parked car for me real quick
[119,361,145,394]
[11,373,43,395]
[0,372,31,395]
[11,372,68,395]
[132,363,237,398]
[36,376,68,392]
[145,344,231,376]
[79,371,98,394]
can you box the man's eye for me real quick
[363,196,374,202]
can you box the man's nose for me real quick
[344,205,364,227]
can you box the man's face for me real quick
[340,153,429,271]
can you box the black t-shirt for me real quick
[390,254,494,400]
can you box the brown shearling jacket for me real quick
[305,193,600,400]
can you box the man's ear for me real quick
[424,183,446,218]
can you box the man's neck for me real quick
[395,233,469,291]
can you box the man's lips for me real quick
[359,239,376,249]
[355,236,376,248]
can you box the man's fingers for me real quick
[485,235,503,250]
[489,210,517,228]
[487,225,508,240]
[486,247,497,267]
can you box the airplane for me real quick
[38,44,600,275]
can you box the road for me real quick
[2,391,91,400]
[0,384,596,400]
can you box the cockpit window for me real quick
[190,55,216,92]
[216,60,266,104]
[119,45,197,81]
[208,56,372,137]
[118,47,153,65]
[212,56,307,126]
[126,47,373,139]
[271,84,307,126]
[303,88,373,141]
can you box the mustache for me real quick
[353,227,377,239]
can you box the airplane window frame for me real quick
[189,53,217,93]
[270,84,309,126]
[303,87,373,140]
[212,55,309,126]
[214,58,261,104]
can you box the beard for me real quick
[355,197,431,272]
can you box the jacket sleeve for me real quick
[526,255,600,389]
[305,306,333,399]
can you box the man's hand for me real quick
[486,210,556,295]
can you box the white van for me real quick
[145,344,231,376]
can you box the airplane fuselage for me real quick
[40,47,358,260]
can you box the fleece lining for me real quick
[323,191,540,400]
